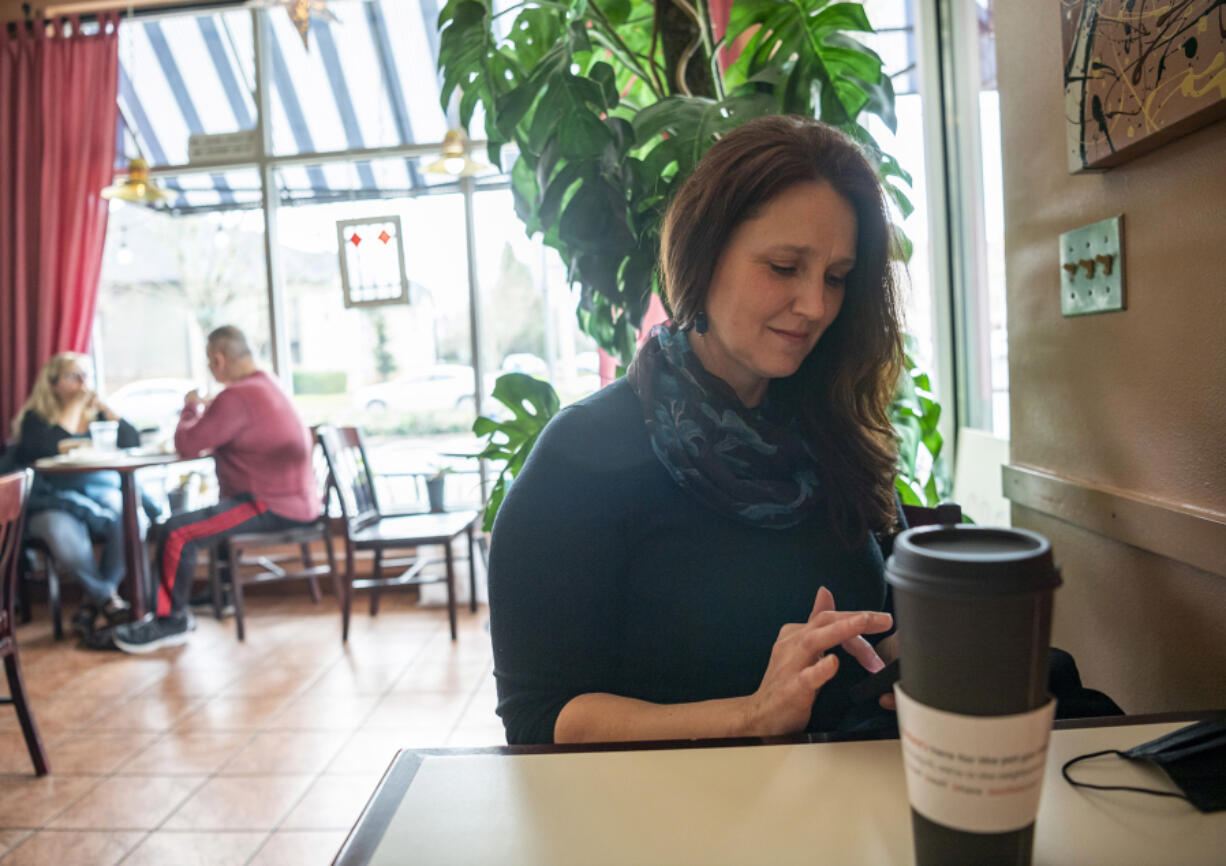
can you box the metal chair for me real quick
[207,430,339,641]
[317,425,479,642]
[1,470,50,775]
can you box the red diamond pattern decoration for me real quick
[378,229,391,244]
[349,232,362,247]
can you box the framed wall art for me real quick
[1062,0,1226,172]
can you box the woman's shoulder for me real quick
[532,378,647,468]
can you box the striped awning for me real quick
[114,0,505,213]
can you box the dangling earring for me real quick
[694,311,708,335]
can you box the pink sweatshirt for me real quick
[174,371,320,523]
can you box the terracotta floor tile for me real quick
[360,691,471,729]
[444,725,508,748]
[0,830,31,857]
[47,775,203,830]
[161,776,313,831]
[0,775,99,827]
[173,696,290,732]
[221,665,323,697]
[0,694,122,740]
[248,830,348,866]
[279,774,383,831]
[84,695,205,733]
[305,664,407,696]
[264,693,379,731]
[389,661,489,693]
[117,731,254,775]
[219,731,344,775]
[120,831,266,866]
[0,830,144,866]
[44,731,160,775]
[138,666,235,699]
[0,734,45,775]
[65,658,172,695]
[325,730,444,775]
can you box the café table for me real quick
[333,711,1225,866]
[34,449,207,619]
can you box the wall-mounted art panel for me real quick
[1062,0,1226,172]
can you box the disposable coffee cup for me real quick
[88,420,120,452]
[886,525,1062,866]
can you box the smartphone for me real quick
[848,657,900,705]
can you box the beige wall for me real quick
[996,0,1226,712]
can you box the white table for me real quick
[334,713,1225,865]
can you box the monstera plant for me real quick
[438,0,950,528]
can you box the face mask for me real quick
[1062,719,1226,813]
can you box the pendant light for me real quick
[101,157,171,205]
[425,130,488,177]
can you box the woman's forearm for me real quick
[554,692,758,744]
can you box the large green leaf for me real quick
[471,373,562,531]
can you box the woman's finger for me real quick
[802,612,893,656]
[800,653,839,690]
[808,585,835,623]
[842,635,885,673]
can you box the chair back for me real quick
[308,426,334,514]
[316,425,381,532]
[1,470,33,639]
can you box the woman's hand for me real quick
[57,438,89,454]
[741,587,893,737]
[873,632,900,711]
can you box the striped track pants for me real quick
[155,493,305,618]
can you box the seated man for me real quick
[112,325,320,653]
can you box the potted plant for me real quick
[440,0,950,529]
[426,465,453,514]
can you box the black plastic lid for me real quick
[886,525,1062,596]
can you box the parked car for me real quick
[353,364,482,413]
[500,352,549,379]
[107,377,198,430]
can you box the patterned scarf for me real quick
[626,324,821,529]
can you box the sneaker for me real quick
[112,612,196,654]
[71,605,99,637]
[102,595,132,628]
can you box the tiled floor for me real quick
[0,588,501,865]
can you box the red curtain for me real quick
[0,13,119,437]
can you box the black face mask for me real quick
[1062,719,1226,813]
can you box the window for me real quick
[471,189,600,407]
[96,179,269,431]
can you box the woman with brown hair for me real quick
[488,115,905,745]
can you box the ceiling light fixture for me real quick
[425,130,488,177]
[101,157,171,206]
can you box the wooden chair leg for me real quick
[466,524,478,613]
[301,542,321,604]
[208,546,224,621]
[369,549,382,616]
[323,529,339,604]
[18,559,32,624]
[444,541,457,641]
[228,540,246,642]
[3,652,50,775]
[46,557,63,641]
[341,551,354,643]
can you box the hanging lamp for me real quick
[425,130,487,177]
[101,157,171,205]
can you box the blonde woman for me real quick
[9,353,140,636]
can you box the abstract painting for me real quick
[1062,0,1226,172]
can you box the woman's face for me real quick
[689,180,857,407]
[51,363,89,404]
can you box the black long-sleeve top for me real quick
[14,410,140,466]
[488,378,892,745]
